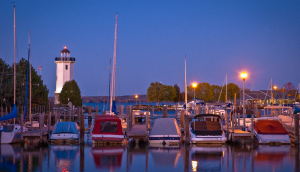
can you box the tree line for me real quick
[147,81,300,105]
[0,58,49,108]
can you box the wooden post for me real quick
[130,105,135,126]
[184,115,190,144]
[39,113,43,141]
[48,111,51,132]
[88,106,92,127]
[152,105,154,116]
[96,105,99,116]
[232,113,235,133]
[64,111,66,121]
[180,110,184,128]
[72,106,75,120]
[77,106,81,123]
[51,106,54,126]
[238,113,240,127]
[243,111,246,130]
[146,111,149,134]
[175,104,178,119]
[163,106,167,118]
[126,106,130,132]
[251,114,254,139]
[80,113,85,145]
[294,114,299,145]
[69,109,72,122]
[21,110,23,140]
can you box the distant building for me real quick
[242,90,295,106]
[54,47,76,104]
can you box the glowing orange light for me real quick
[192,83,197,88]
[64,46,67,49]
[135,95,138,98]
[273,86,277,90]
[240,71,247,80]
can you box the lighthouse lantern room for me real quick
[54,47,76,104]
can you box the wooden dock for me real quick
[23,127,53,145]
[224,127,253,144]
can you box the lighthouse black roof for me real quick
[61,47,70,53]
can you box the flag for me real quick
[38,65,42,70]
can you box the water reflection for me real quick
[190,145,225,171]
[52,145,79,172]
[0,145,20,172]
[149,144,181,168]
[91,146,123,170]
[0,143,299,172]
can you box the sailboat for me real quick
[0,6,28,144]
[91,13,125,144]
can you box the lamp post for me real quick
[273,86,277,104]
[192,83,197,114]
[135,95,138,105]
[241,71,247,129]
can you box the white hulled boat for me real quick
[149,118,181,145]
[190,114,227,144]
[250,117,290,144]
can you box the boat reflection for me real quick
[149,143,181,168]
[254,145,291,164]
[190,145,225,171]
[91,146,124,170]
[0,144,20,172]
[51,145,79,171]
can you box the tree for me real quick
[211,85,221,102]
[173,84,180,103]
[59,79,82,107]
[0,58,49,109]
[164,85,177,106]
[147,81,167,106]
[219,83,240,102]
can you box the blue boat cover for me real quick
[52,122,79,134]
[112,100,119,115]
[0,104,17,121]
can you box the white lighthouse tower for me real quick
[54,47,76,104]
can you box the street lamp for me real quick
[135,95,138,105]
[240,71,247,129]
[273,86,277,104]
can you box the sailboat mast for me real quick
[29,31,31,121]
[113,13,118,100]
[110,13,118,114]
[13,5,16,105]
[185,55,187,115]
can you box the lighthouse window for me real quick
[65,65,68,70]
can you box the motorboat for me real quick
[207,104,225,116]
[50,122,80,144]
[0,124,28,144]
[250,117,290,144]
[190,114,227,144]
[149,118,181,145]
[91,115,124,144]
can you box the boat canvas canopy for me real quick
[191,121,222,136]
[92,115,123,135]
[150,118,180,136]
[254,120,288,135]
[52,122,79,134]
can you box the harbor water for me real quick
[0,103,299,172]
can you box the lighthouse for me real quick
[54,47,76,104]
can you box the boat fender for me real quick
[162,141,166,146]
[62,140,66,144]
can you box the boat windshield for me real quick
[2,125,15,132]
[100,121,118,133]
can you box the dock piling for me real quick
[163,106,167,118]
[80,112,84,145]
[294,114,299,145]
[184,115,190,144]
[180,110,184,128]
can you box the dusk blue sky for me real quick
[0,1,299,97]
